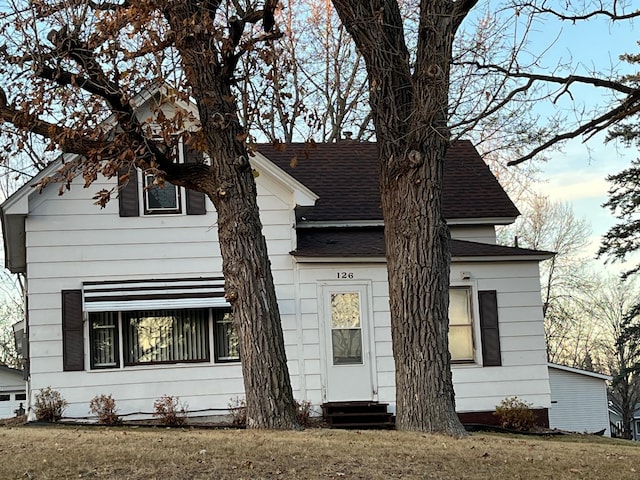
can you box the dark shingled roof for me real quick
[258,141,520,222]
[292,228,553,259]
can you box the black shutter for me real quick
[478,290,502,367]
[184,144,207,215]
[118,168,140,217]
[62,290,84,371]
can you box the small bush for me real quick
[89,394,120,425]
[34,386,68,422]
[153,395,188,426]
[494,396,536,431]
[228,396,247,426]
[296,400,313,427]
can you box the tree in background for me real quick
[0,0,299,429]
[590,278,640,439]
[498,194,601,367]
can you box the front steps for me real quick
[322,401,395,429]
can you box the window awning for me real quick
[82,277,229,312]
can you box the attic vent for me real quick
[82,277,228,312]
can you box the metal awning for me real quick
[82,277,229,312]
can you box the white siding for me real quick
[24,169,301,420]
[296,260,551,414]
[449,225,497,244]
[548,366,611,436]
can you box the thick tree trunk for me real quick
[332,0,467,435]
[380,139,463,434]
[166,4,298,429]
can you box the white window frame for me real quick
[449,283,481,365]
[139,137,185,216]
[87,307,239,370]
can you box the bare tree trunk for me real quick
[381,138,461,432]
[330,0,470,435]
[167,4,298,429]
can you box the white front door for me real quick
[321,284,375,402]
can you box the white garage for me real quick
[0,365,25,419]
[548,363,611,436]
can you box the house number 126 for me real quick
[337,272,354,279]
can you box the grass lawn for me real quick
[1,424,639,479]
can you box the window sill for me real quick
[450,360,480,368]
[87,361,241,373]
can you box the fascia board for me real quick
[250,151,318,207]
[447,217,518,226]
[451,254,554,262]
[548,363,612,381]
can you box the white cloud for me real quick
[535,172,610,202]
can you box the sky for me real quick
[517,7,639,275]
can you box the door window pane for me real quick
[331,293,363,364]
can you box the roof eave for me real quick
[447,216,519,226]
[548,362,613,381]
[291,255,387,263]
[452,253,554,262]
[251,152,319,207]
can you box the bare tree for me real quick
[326,0,640,435]
[0,0,298,429]
[590,278,640,439]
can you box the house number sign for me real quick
[337,272,354,279]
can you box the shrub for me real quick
[228,396,247,426]
[34,386,68,422]
[494,396,536,431]
[153,395,188,426]
[296,400,313,427]
[89,394,120,425]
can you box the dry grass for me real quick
[0,424,639,479]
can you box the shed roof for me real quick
[548,363,612,381]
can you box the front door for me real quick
[321,284,375,402]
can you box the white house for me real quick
[0,365,25,419]
[548,363,612,436]
[0,92,553,425]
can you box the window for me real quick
[330,292,363,365]
[143,174,181,214]
[449,288,474,362]
[90,312,119,369]
[0,394,9,401]
[214,310,240,362]
[15,393,26,401]
[89,308,238,369]
[118,139,207,217]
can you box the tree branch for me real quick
[452,0,480,30]
[509,91,640,165]
[521,3,640,22]
[464,61,637,96]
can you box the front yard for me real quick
[0,425,639,479]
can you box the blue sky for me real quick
[521,8,638,273]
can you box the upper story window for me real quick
[143,175,182,214]
[118,139,207,217]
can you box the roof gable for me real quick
[258,141,520,223]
